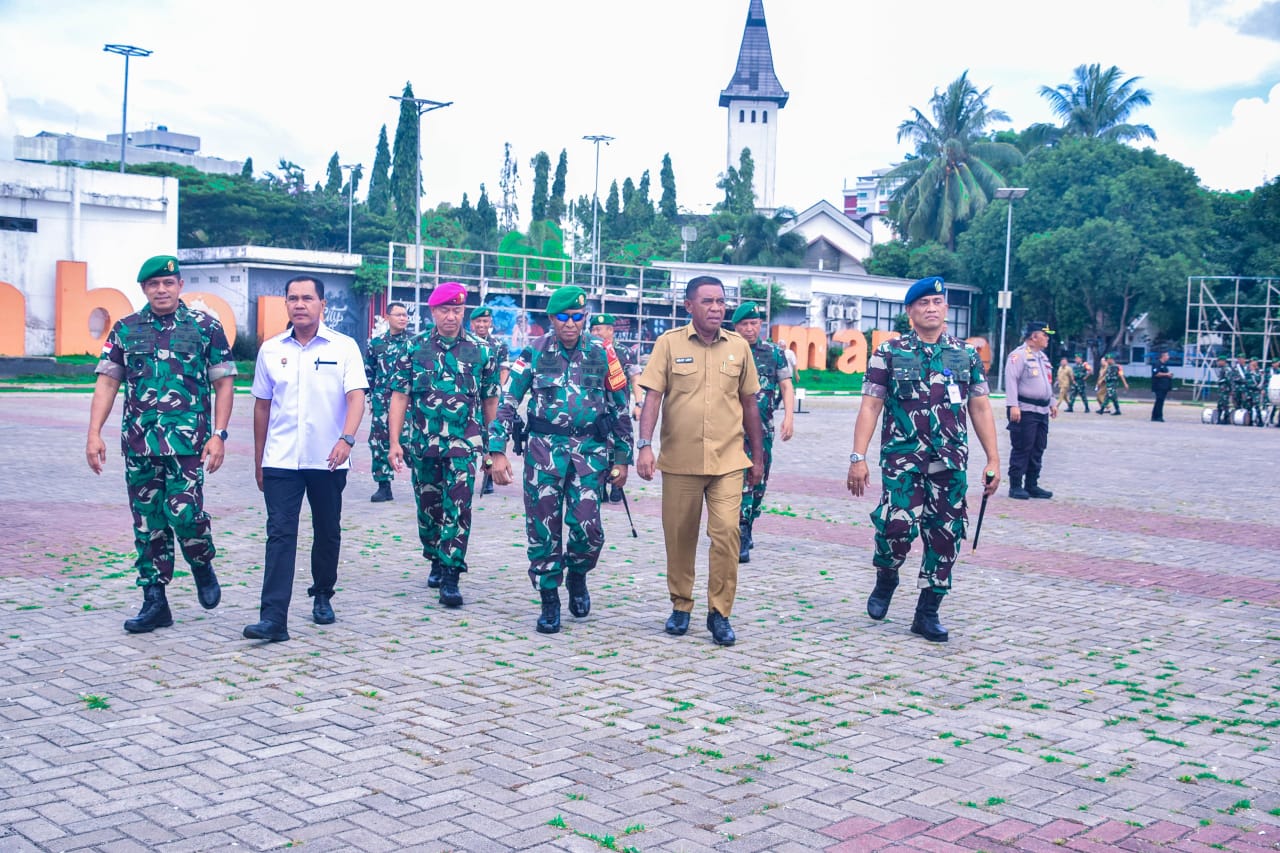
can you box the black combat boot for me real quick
[439,568,463,608]
[370,481,393,502]
[124,584,173,634]
[1025,479,1053,499]
[427,561,443,589]
[865,568,899,620]
[910,588,949,643]
[1008,475,1029,500]
[190,564,221,609]
[566,571,591,618]
[738,521,751,563]
[536,587,561,634]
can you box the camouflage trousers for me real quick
[410,453,478,571]
[523,435,608,591]
[1066,383,1091,411]
[1098,386,1121,413]
[739,430,775,525]
[368,395,394,483]
[870,466,968,591]
[124,454,215,587]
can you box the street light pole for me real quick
[583,134,613,292]
[341,163,360,254]
[103,44,152,173]
[389,94,453,322]
[994,187,1028,393]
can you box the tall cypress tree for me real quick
[498,142,519,232]
[530,151,551,222]
[240,157,254,179]
[549,149,568,223]
[324,152,343,195]
[659,153,677,219]
[368,125,392,216]
[390,81,420,239]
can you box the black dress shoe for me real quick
[664,610,690,635]
[707,610,736,646]
[312,594,335,625]
[1025,485,1053,499]
[243,621,290,642]
[1009,486,1030,500]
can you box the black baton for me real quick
[971,471,996,551]
[612,468,638,538]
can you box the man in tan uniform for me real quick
[637,276,764,647]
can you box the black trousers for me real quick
[1007,410,1049,484]
[1152,387,1169,420]
[260,468,347,627]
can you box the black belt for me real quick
[1017,395,1051,407]
[527,415,594,438]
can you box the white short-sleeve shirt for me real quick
[252,324,369,470]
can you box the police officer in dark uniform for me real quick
[1151,351,1174,422]
[1004,321,1058,500]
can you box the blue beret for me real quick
[904,276,945,306]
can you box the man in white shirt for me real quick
[244,276,368,641]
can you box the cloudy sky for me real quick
[2,0,1278,226]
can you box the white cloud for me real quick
[1198,83,1280,189]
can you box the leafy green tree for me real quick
[368,124,392,216]
[1039,63,1155,143]
[391,82,420,238]
[865,241,911,277]
[529,151,551,222]
[240,157,253,178]
[718,148,756,215]
[604,180,621,239]
[659,153,678,219]
[499,142,519,232]
[740,277,789,313]
[883,71,1022,250]
[324,152,343,195]
[549,149,568,223]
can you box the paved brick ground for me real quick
[1,392,1277,852]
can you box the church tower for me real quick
[720,0,788,212]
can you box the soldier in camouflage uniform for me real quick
[86,255,237,633]
[1245,360,1265,426]
[847,277,1000,643]
[469,305,509,495]
[1095,354,1128,415]
[489,287,633,633]
[729,302,794,564]
[589,312,640,504]
[389,282,499,607]
[365,302,412,502]
[1214,357,1233,424]
[1065,355,1092,412]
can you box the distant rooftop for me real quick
[719,0,789,108]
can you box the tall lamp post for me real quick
[103,44,152,173]
[994,187,1028,392]
[583,134,613,293]
[340,163,360,254]
[389,94,453,324]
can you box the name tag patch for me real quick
[675,357,694,364]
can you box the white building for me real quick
[842,167,902,245]
[0,160,178,355]
[780,200,873,273]
[14,126,243,176]
[720,0,788,212]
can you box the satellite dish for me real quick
[681,225,698,242]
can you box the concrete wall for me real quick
[0,161,177,355]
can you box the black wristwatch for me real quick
[215,429,229,441]
[340,434,356,447]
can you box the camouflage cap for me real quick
[731,302,761,324]
[546,286,587,315]
[137,255,180,282]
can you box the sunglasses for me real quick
[555,312,586,323]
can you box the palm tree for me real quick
[882,72,1022,250]
[1039,63,1156,143]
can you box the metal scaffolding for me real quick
[1183,276,1280,399]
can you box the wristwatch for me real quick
[637,439,653,449]
[849,452,866,464]
[483,454,494,468]
[215,429,229,441]
[340,434,356,447]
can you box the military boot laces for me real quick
[191,565,221,609]
[536,587,561,634]
[910,588,949,643]
[124,584,174,634]
[439,569,463,608]
[566,572,591,618]
[866,569,899,620]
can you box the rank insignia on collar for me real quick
[281,357,288,365]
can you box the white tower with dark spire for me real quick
[720,0,788,212]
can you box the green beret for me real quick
[470,306,493,320]
[731,302,761,324]
[590,313,616,327]
[137,255,180,282]
[546,286,588,316]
